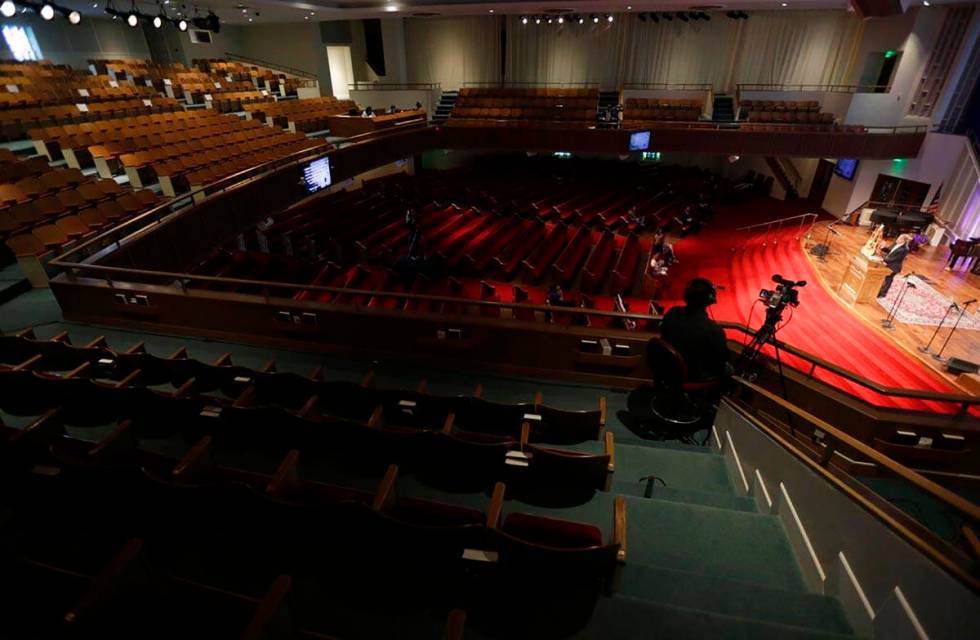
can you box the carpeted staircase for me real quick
[433,90,459,124]
[712,95,737,123]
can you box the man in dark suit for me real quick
[877,233,913,298]
[657,278,729,383]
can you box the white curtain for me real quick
[404,11,863,91]
[404,17,502,89]
[732,10,863,86]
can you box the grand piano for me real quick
[947,237,980,272]
[869,208,933,237]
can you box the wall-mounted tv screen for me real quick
[834,158,859,181]
[629,130,651,151]
[303,157,332,193]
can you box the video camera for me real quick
[759,274,806,309]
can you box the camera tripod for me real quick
[735,304,797,434]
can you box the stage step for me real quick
[432,90,459,124]
[712,95,736,122]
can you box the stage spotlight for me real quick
[677,12,688,22]
[739,11,749,19]
[590,13,598,23]
[606,14,613,23]
[177,17,187,30]
[726,11,736,19]
[701,12,711,21]
[40,3,55,20]
[520,15,527,24]
[650,13,659,23]
[546,16,552,24]
[662,12,672,21]
[126,11,138,26]
[557,16,563,24]
[153,14,162,27]
[534,16,541,24]
[1,0,16,17]
[577,15,584,24]
[68,9,81,23]
[638,12,646,21]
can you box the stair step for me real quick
[612,442,735,494]
[610,479,756,512]
[617,495,806,591]
[576,595,860,639]
[618,564,853,635]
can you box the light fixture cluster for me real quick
[0,1,81,23]
[726,11,750,20]
[638,11,711,22]
[104,1,219,32]
[520,13,614,25]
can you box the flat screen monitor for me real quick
[629,130,651,152]
[834,158,858,181]
[302,157,332,193]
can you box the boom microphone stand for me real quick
[809,216,845,261]
[919,302,958,355]
[933,298,978,361]
[881,273,916,329]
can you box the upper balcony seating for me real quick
[739,99,836,126]
[448,87,598,127]
[249,97,359,132]
[623,97,702,123]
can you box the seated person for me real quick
[415,101,423,110]
[656,278,729,383]
[546,284,578,308]
[626,206,647,230]
[362,106,375,118]
[651,231,676,265]
[347,107,360,116]
[389,104,398,114]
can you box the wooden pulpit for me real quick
[838,253,891,305]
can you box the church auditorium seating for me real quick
[448,87,599,127]
[740,99,836,126]
[1,153,159,258]
[623,97,702,123]
[247,97,358,133]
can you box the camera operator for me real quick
[658,278,730,383]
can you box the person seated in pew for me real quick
[415,101,423,110]
[362,106,375,118]
[626,207,647,231]
[545,284,580,323]
[651,231,676,266]
[388,104,399,114]
[405,207,422,259]
[675,205,701,237]
[347,107,360,116]
[657,278,730,383]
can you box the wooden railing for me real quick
[348,82,441,91]
[221,52,317,81]
[735,83,893,100]
[730,380,980,590]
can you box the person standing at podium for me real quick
[877,234,912,298]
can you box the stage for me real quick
[660,197,976,414]
[804,220,980,393]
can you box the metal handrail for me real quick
[221,52,318,81]
[461,82,600,88]
[348,82,441,91]
[734,213,820,248]
[736,83,893,95]
[622,83,713,91]
[617,121,930,134]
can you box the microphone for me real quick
[828,227,840,236]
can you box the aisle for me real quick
[661,197,967,414]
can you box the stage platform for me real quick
[805,221,979,393]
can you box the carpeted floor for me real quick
[660,197,970,414]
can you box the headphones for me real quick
[684,277,718,307]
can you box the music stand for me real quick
[919,302,957,354]
[933,299,977,361]
[881,273,916,330]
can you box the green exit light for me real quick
[884,49,897,59]
[641,152,661,161]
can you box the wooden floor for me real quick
[804,221,980,392]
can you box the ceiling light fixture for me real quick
[0,0,15,17]
[40,3,55,20]
[607,14,614,23]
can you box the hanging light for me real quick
[177,17,187,30]
[1,1,16,18]
[534,16,541,24]
[40,3,55,20]
[607,14,614,23]
[590,14,598,23]
[153,14,162,27]
[68,9,82,23]
[557,16,563,24]
[577,16,584,24]
[127,12,138,26]
[520,16,527,24]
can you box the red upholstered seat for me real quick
[502,512,603,549]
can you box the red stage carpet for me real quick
[660,197,968,415]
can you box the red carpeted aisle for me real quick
[660,197,968,414]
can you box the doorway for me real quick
[326,45,354,100]
[808,159,835,207]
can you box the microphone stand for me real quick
[919,302,957,354]
[933,299,977,361]
[882,273,915,329]
[810,214,846,260]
